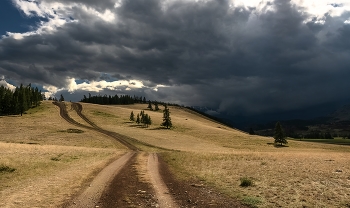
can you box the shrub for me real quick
[240,177,254,187]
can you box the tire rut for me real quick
[53,101,137,150]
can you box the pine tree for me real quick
[154,102,159,111]
[161,105,172,129]
[147,100,152,110]
[59,94,65,102]
[274,122,287,146]
[143,114,149,127]
[136,113,140,124]
[130,111,135,122]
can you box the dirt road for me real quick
[54,102,178,207]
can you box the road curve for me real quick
[53,101,138,150]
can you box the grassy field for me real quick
[0,101,126,207]
[1,101,350,207]
[80,102,350,208]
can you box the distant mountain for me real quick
[191,104,350,139]
[329,104,350,122]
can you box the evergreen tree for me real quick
[136,113,140,124]
[59,94,65,102]
[161,105,172,129]
[130,111,135,122]
[147,100,153,110]
[154,102,159,111]
[143,114,149,127]
[144,114,152,128]
[274,122,287,146]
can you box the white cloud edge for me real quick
[43,78,168,98]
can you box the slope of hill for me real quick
[1,101,350,207]
[75,102,350,208]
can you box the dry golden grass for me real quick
[2,101,350,207]
[78,102,350,207]
[0,142,125,208]
[0,101,125,148]
[0,101,127,207]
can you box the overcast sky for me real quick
[1,0,350,118]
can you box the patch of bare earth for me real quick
[97,153,159,207]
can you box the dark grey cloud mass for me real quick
[1,0,350,118]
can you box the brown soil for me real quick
[97,154,159,207]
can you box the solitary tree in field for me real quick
[274,121,287,146]
[161,105,172,129]
[130,111,135,122]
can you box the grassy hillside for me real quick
[1,101,350,207]
[80,103,350,208]
[0,101,126,207]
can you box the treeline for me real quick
[80,94,148,105]
[302,131,334,139]
[0,84,44,116]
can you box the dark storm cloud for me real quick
[1,0,350,117]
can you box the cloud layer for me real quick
[1,0,350,116]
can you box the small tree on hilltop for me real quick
[274,121,287,146]
[130,111,135,122]
[161,105,172,129]
[59,94,65,102]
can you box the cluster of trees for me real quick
[147,100,160,111]
[129,104,172,129]
[47,94,65,102]
[80,94,148,105]
[130,110,152,127]
[0,84,44,116]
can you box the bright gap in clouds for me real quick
[42,78,166,99]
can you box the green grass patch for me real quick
[242,196,262,207]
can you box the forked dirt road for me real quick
[55,102,247,208]
[54,102,178,207]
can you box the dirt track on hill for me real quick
[55,102,178,207]
[55,102,246,208]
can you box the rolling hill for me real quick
[1,101,350,207]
